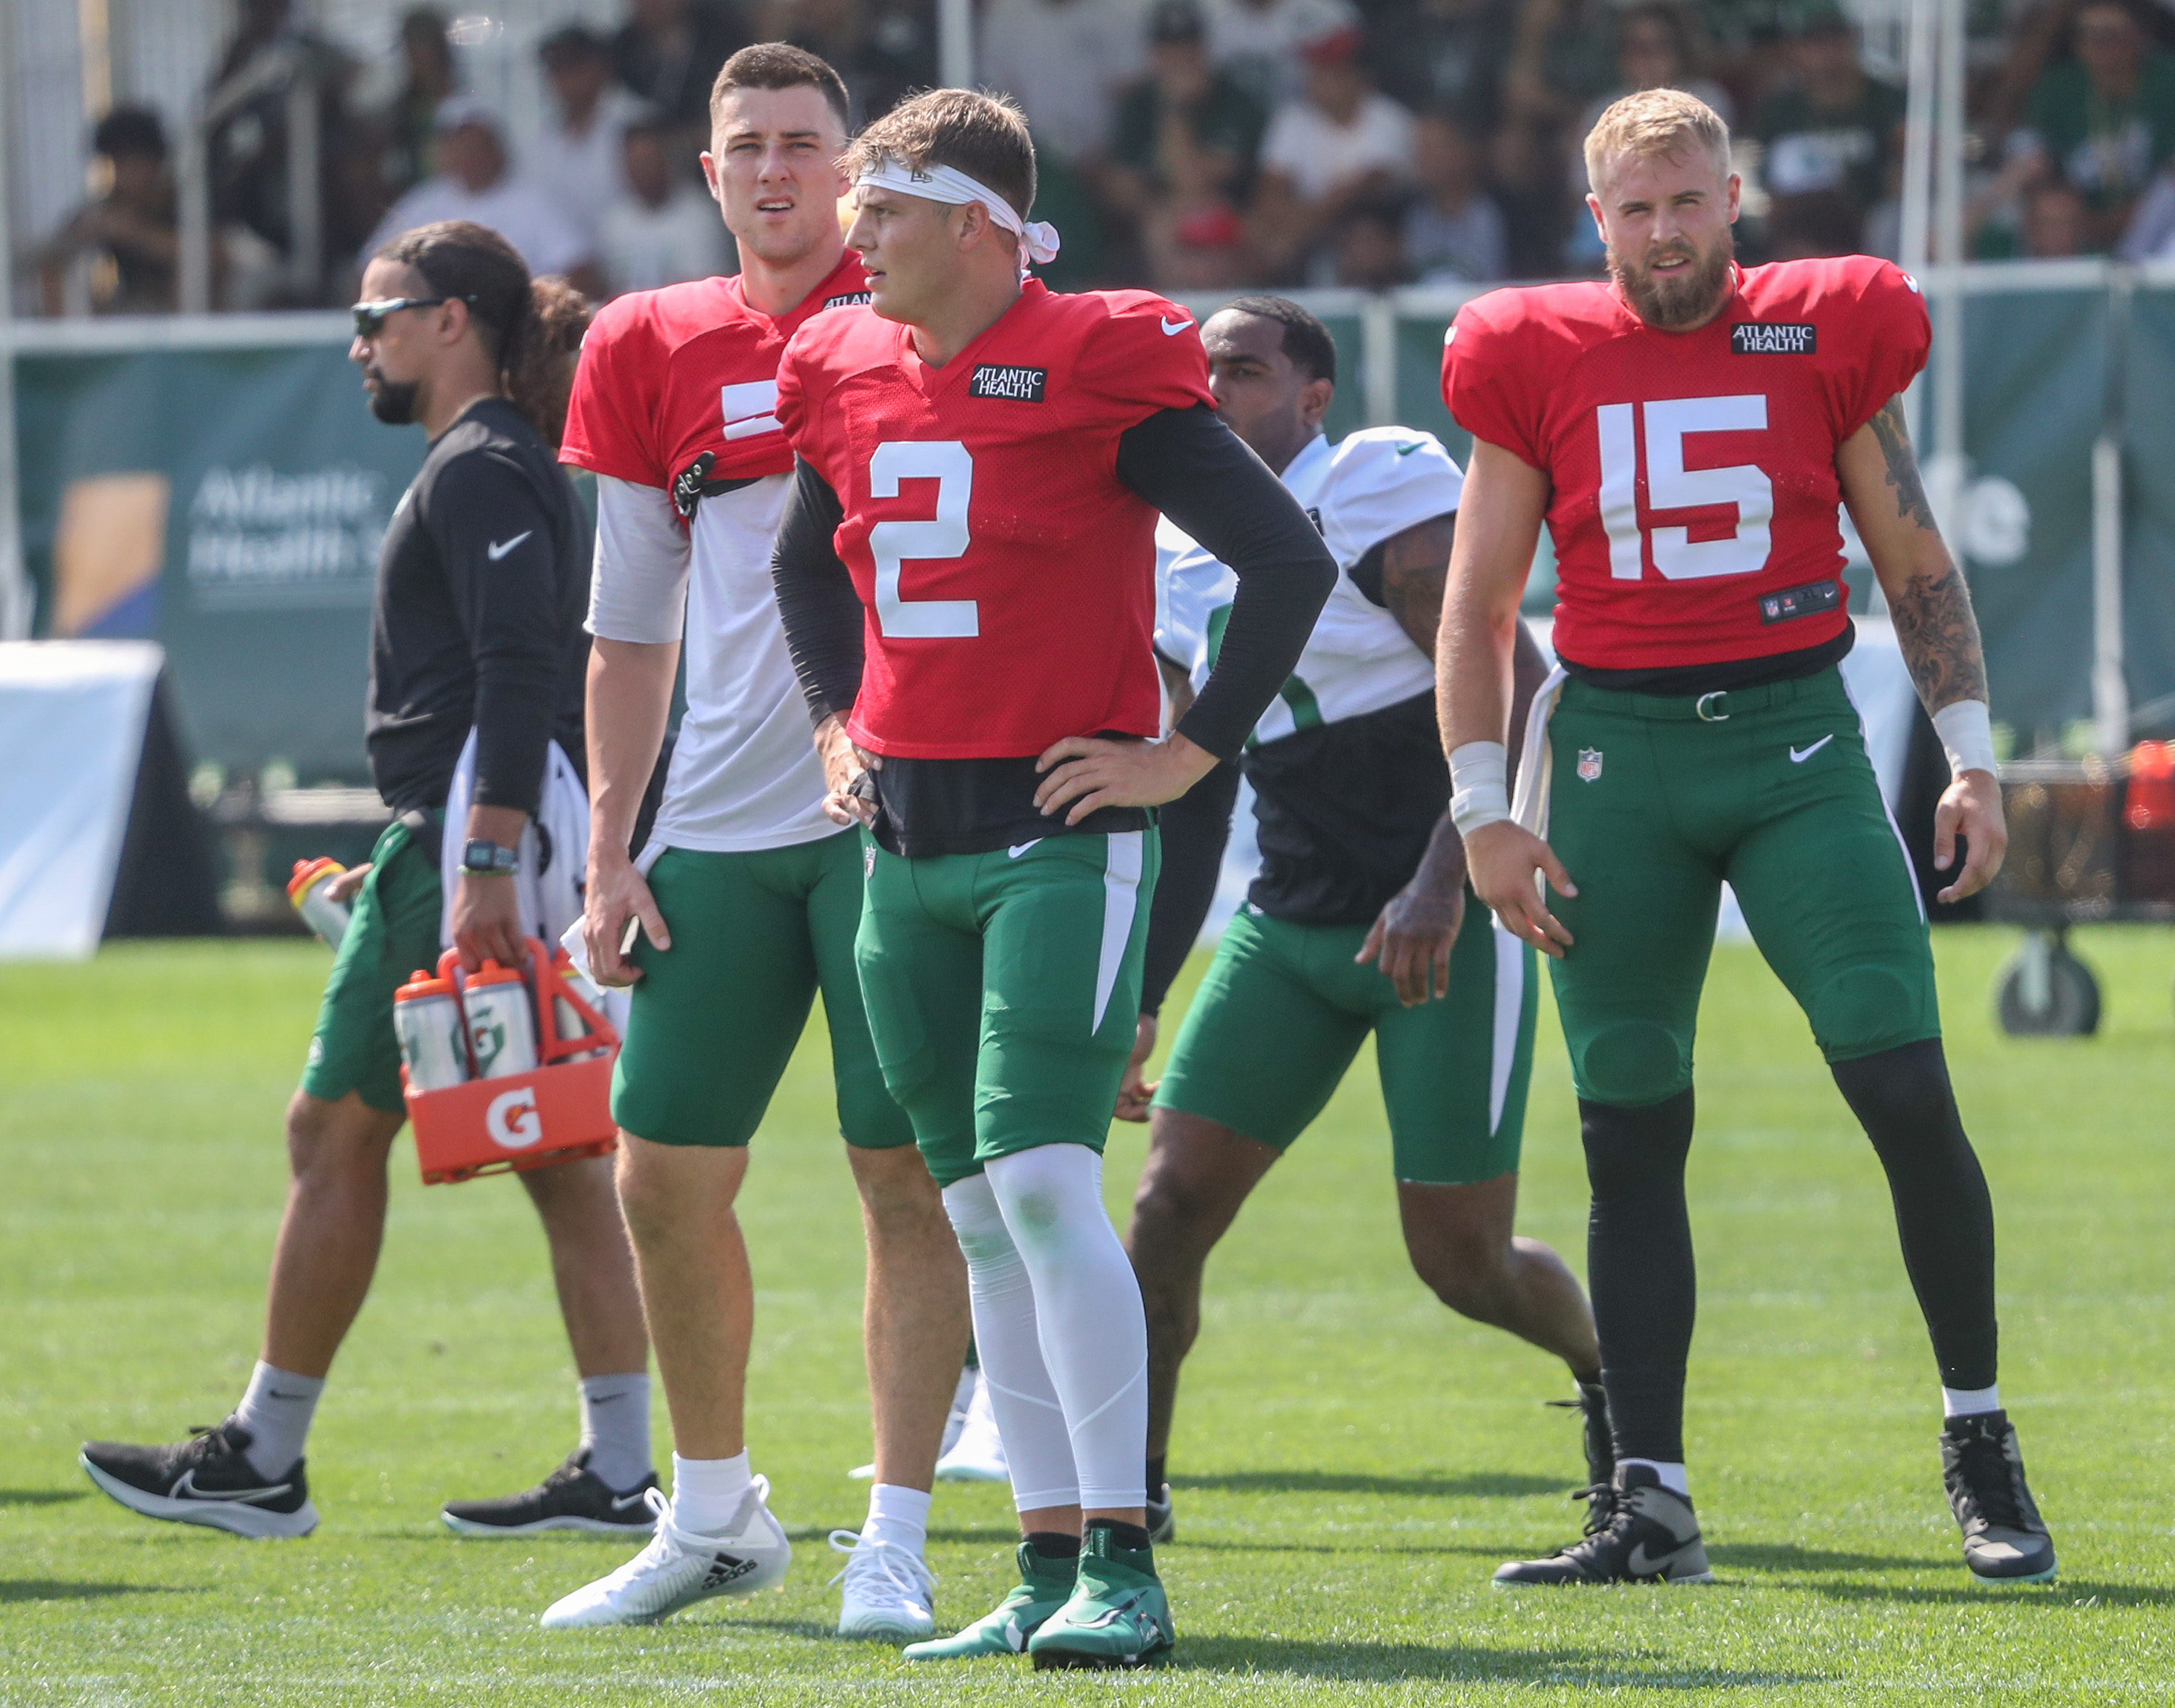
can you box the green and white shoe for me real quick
[900,1541,1073,1660]
[1027,1525,1174,1670]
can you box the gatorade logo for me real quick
[487,1086,542,1150]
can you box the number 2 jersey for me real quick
[560,251,870,852]
[1442,254,1929,677]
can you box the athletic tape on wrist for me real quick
[1931,700,1997,778]
[1449,741,1511,835]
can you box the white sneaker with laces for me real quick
[539,1483,792,1628]
[829,1528,937,1641]
[934,1370,1008,1483]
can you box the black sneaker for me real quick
[1493,1463,1714,1585]
[441,1450,658,1537]
[1145,1482,1174,1545]
[80,1417,318,1538]
[1942,1411,2057,1585]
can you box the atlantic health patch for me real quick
[969,363,1048,402]
[1731,322,1817,355]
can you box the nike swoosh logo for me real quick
[171,1467,291,1504]
[1789,734,1835,763]
[1072,1591,1149,1630]
[608,1491,650,1512]
[486,531,533,560]
[1160,316,1193,336]
[1395,441,1422,456]
[1008,840,1042,858]
[1625,1541,1691,1576]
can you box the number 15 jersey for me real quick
[774,279,1214,759]
[1442,254,1928,673]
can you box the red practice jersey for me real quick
[774,279,1214,759]
[561,250,869,495]
[1442,255,1929,671]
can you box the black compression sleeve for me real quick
[1116,405,1335,759]
[770,457,865,727]
[1139,756,1240,1016]
[434,451,564,815]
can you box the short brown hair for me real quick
[1582,87,1731,194]
[844,88,1036,221]
[711,42,851,132]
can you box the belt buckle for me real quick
[1695,691,1730,723]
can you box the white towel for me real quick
[439,729,592,956]
[1509,666,1567,842]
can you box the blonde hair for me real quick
[1582,88,1731,196]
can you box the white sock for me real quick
[670,1450,752,1536]
[232,1361,323,1480]
[576,1372,652,1492]
[1942,1383,2001,1418]
[862,1482,932,1555]
[1622,1457,1690,1496]
[985,1145,1148,1512]
[941,1172,1080,1512]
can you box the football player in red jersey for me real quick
[1441,89,2054,1588]
[540,47,969,1641]
[769,90,1335,1667]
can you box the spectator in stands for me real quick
[1749,2,1905,256]
[748,0,933,124]
[598,113,735,294]
[981,0,1146,165]
[2013,0,2175,250]
[2021,178,2092,256]
[364,99,602,295]
[613,0,746,157]
[531,26,644,247]
[1366,0,1512,130]
[36,107,179,317]
[378,9,458,202]
[1333,192,1412,285]
[1765,186,1865,259]
[1254,18,1416,278]
[1404,108,1508,282]
[1207,0,1362,108]
[1104,0,1268,286]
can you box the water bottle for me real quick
[463,960,540,1079]
[393,969,469,1090]
[286,858,351,952]
[548,948,609,1061]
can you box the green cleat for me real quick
[900,1541,1073,1660]
[1027,1525,1174,1670]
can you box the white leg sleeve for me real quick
[940,1172,1080,1512]
[984,1144,1148,1512]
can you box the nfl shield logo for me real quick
[1577,748,1604,782]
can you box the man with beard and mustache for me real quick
[81,223,661,1543]
[1437,88,2057,1589]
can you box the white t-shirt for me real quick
[599,188,734,298]
[526,89,646,244]
[1159,428,1458,744]
[586,473,834,853]
[980,0,1147,160]
[1260,91,1417,203]
[363,174,594,275]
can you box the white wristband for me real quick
[1932,700,1997,778]
[1449,741,1512,835]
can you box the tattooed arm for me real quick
[1836,392,2006,902]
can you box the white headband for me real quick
[855,158,1061,271]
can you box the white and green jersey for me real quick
[1156,426,1461,747]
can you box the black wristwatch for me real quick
[460,837,520,876]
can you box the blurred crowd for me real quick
[32,0,2175,315]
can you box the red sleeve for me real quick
[1831,260,1931,439]
[560,296,666,486]
[774,324,829,479]
[1441,294,1546,470]
[1072,293,1217,434]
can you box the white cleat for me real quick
[829,1528,937,1641]
[934,1369,1008,1483]
[850,1366,977,1480]
[539,1483,791,1629]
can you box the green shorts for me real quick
[855,829,1160,1188]
[301,816,444,1116]
[1153,899,1536,1186]
[612,831,912,1151]
[1544,666,1939,1109]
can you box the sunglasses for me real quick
[350,294,477,338]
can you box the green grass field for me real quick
[4,927,2172,1704]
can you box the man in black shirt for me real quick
[81,223,654,1542]
[1119,299,1605,1546]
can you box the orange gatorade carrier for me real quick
[402,937,620,1185]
